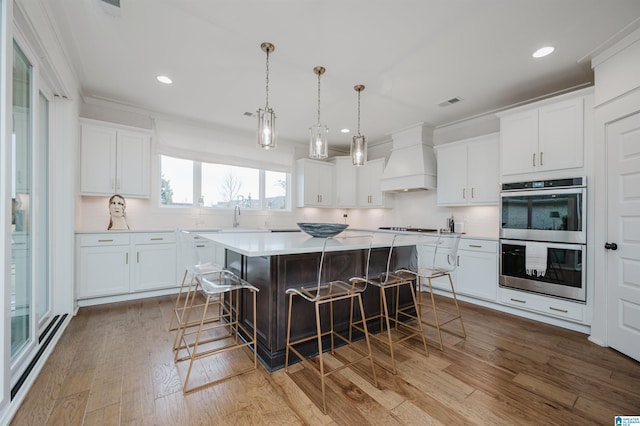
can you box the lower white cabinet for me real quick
[455,239,498,301]
[417,237,497,302]
[499,286,586,323]
[77,232,177,299]
[132,233,178,292]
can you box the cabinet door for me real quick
[78,245,130,298]
[456,249,498,301]
[357,158,386,207]
[296,159,334,207]
[436,143,468,206]
[117,130,151,198]
[133,243,177,291]
[333,157,357,208]
[80,124,117,195]
[467,135,499,204]
[538,97,584,172]
[500,110,538,175]
[316,161,335,206]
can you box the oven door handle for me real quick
[500,187,585,198]
[500,239,585,251]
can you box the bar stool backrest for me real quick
[178,229,219,274]
[307,234,373,301]
[417,233,461,274]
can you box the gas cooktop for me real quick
[378,227,438,233]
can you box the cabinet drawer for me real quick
[459,239,497,253]
[78,234,130,247]
[499,287,585,322]
[133,232,176,245]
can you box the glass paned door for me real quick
[11,42,33,358]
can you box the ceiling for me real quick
[42,0,640,149]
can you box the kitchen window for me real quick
[160,154,290,210]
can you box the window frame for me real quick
[159,154,291,211]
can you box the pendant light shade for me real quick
[257,42,277,150]
[351,84,367,166]
[309,66,328,159]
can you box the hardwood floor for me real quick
[11,294,640,425]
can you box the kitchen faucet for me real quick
[233,205,241,227]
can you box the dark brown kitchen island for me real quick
[198,231,417,371]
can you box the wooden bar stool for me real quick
[174,269,259,393]
[396,233,466,351]
[350,234,429,374]
[284,234,378,414]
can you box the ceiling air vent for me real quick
[438,97,463,107]
[101,0,120,7]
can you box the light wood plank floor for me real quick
[11,294,640,425]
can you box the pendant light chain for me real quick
[317,71,322,124]
[357,89,361,135]
[265,48,270,109]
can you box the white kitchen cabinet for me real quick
[131,233,178,292]
[498,287,586,323]
[76,232,177,300]
[77,234,131,298]
[499,91,588,176]
[455,239,498,301]
[357,158,388,207]
[436,133,499,206]
[296,158,335,207]
[80,119,151,198]
[331,156,388,208]
[331,156,357,208]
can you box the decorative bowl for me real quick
[297,223,349,238]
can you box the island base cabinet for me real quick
[228,246,415,371]
[76,232,178,302]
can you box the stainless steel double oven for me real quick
[499,177,586,302]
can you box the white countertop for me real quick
[197,230,422,257]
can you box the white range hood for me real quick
[379,123,437,192]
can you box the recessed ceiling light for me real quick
[532,46,555,58]
[341,128,350,133]
[156,75,173,84]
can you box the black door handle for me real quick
[604,242,618,251]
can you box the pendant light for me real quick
[351,84,367,166]
[309,66,328,159]
[257,42,277,149]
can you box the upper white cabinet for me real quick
[80,119,151,198]
[499,90,590,177]
[436,133,499,206]
[331,157,357,208]
[329,156,388,208]
[356,158,388,207]
[296,158,335,207]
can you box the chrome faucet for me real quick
[233,205,241,227]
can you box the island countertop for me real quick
[197,230,422,257]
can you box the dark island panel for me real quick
[228,245,416,371]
